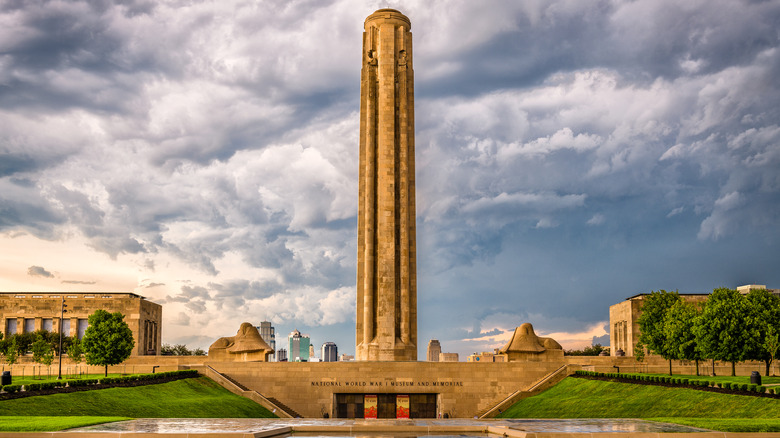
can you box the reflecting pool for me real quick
[72,418,711,435]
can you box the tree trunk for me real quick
[668,358,672,376]
[766,359,771,377]
[731,361,736,376]
[712,359,716,376]
[105,364,108,377]
[695,359,699,376]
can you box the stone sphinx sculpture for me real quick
[497,323,563,361]
[208,322,274,362]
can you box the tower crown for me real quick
[364,8,411,29]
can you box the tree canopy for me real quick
[745,288,780,375]
[693,288,755,376]
[663,300,703,374]
[31,333,54,366]
[67,338,84,363]
[634,287,780,376]
[161,343,207,356]
[637,290,681,373]
[82,310,135,376]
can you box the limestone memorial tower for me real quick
[356,9,417,361]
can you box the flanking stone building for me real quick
[0,291,161,356]
[609,284,778,357]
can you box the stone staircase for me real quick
[265,396,302,418]
[201,365,297,418]
[220,372,249,391]
[477,364,575,418]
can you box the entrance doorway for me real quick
[334,393,437,419]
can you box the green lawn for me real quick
[499,377,780,431]
[0,416,130,431]
[0,376,276,418]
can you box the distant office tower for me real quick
[466,351,505,362]
[321,342,338,362]
[309,344,315,360]
[339,354,355,361]
[256,321,276,362]
[277,348,288,362]
[439,353,459,362]
[288,329,310,362]
[426,339,441,362]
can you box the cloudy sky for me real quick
[2,0,779,359]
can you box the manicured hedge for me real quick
[2,370,199,395]
[1,384,21,394]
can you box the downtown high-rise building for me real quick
[257,321,276,361]
[321,342,338,362]
[426,339,441,361]
[288,329,310,362]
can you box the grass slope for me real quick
[0,376,275,418]
[499,377,780,432]
[0,416,130,432]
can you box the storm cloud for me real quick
[1,0,779,356]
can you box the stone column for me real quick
[356,9,417,361]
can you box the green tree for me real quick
[565,344,606,356]
[161,343,175,355]
[745,288,780,376]
[172,344,192,356]
[637,290,681,375]
[81,310,135,376]
[31,334,54,367]
[161,343,206,356]
[67,337,84,363]
[693,288,753,376]
[663,301,703,375]
[5,337,19,366]
[766,326,780,377]
[0,332,7,357]
[634,339,646,364]
[14,331,35,354]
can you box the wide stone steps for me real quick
[220,373,250,391]
[203,365,295,418]
[476,364,572,418]
[265,396,302,418]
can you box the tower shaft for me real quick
[356,9,417,361]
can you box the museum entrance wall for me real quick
[334,393,437,419]
[206,360,565,418]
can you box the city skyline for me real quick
[1,0,779,359]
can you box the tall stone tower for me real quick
[356,9,417,361]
